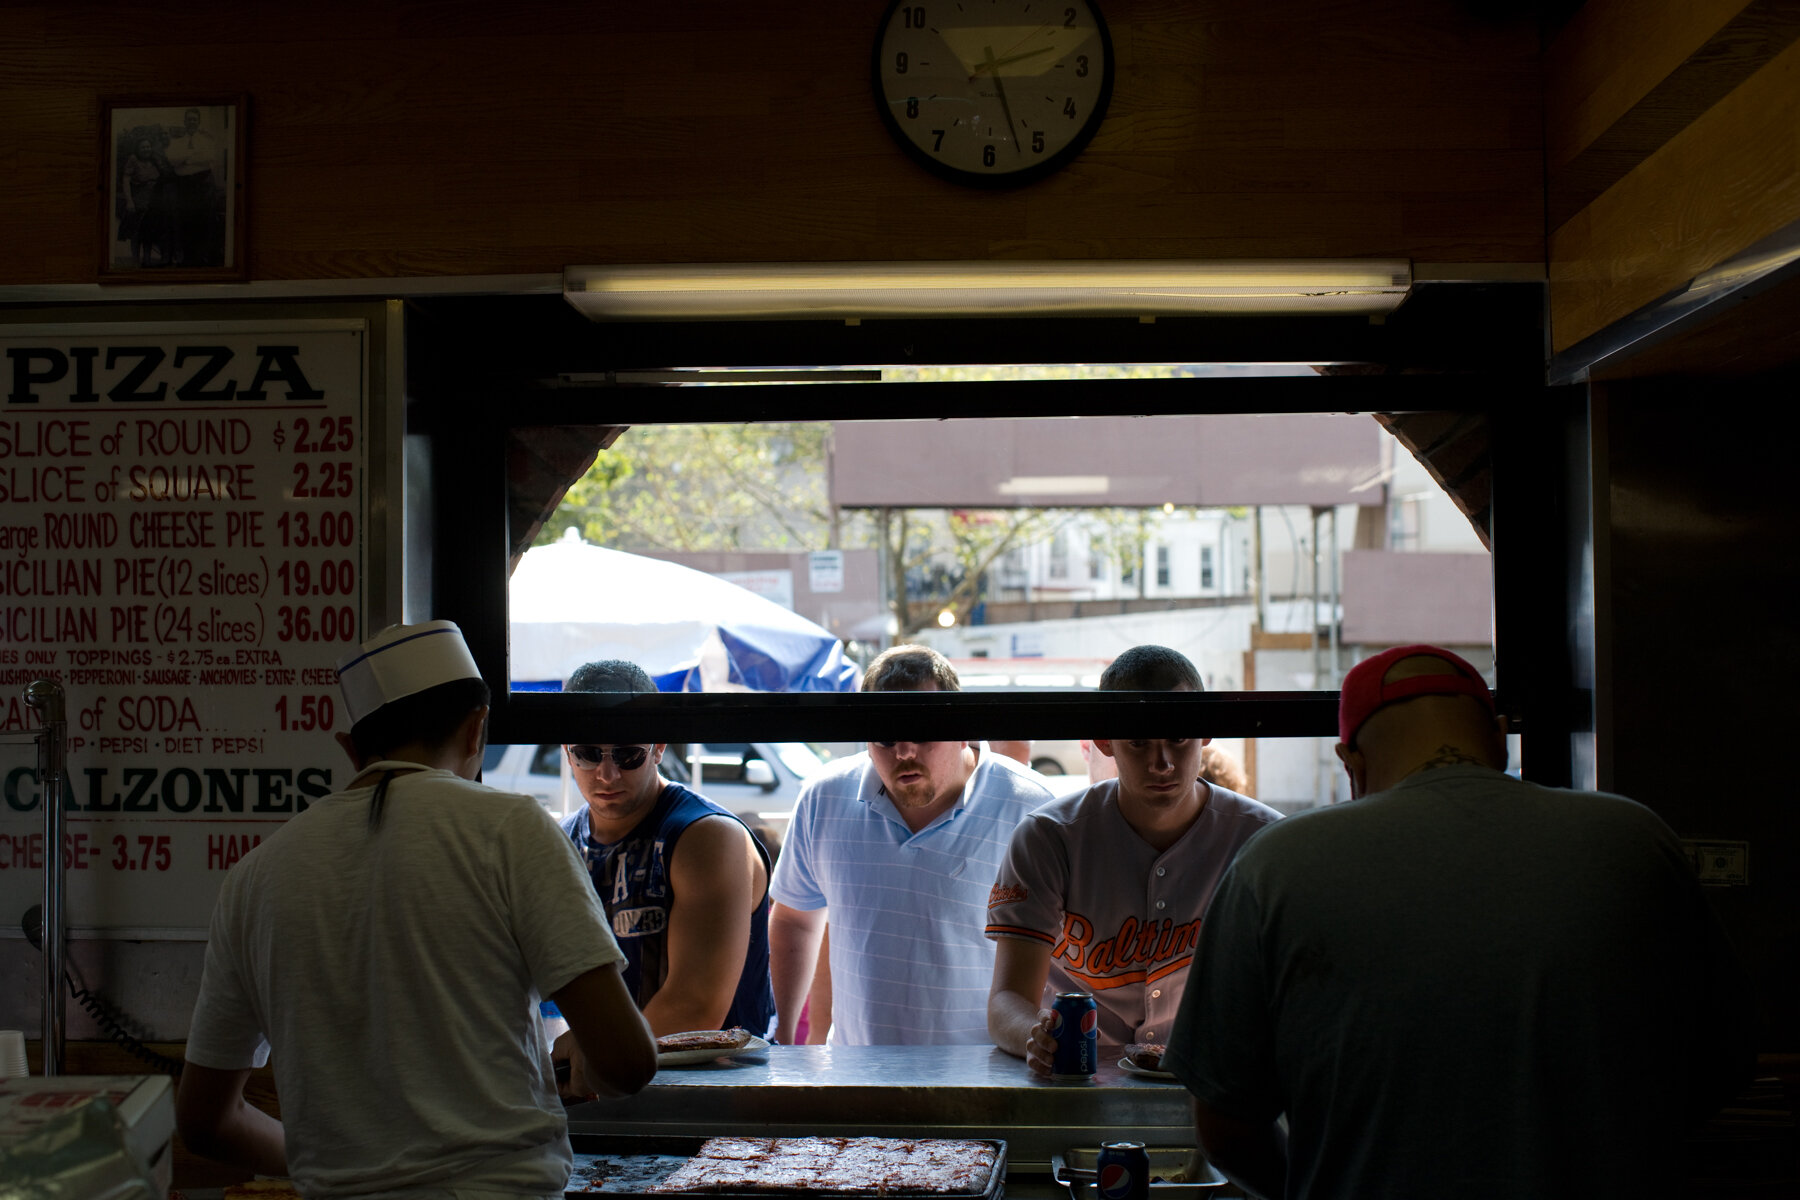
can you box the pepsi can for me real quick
[1096,1141,1150,1200]
[1048,991,1099,1080]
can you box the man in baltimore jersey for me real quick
[986,645,1281,1076]
[551,659,776,1060]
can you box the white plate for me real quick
[1118,1056,1179,1081]
[656,1035,771,1068]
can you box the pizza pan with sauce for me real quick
[567,1134,1007,1199]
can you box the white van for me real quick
[950,657,1111,778]
[479,740,833,841]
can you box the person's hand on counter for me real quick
[769,902,828,1046]
[566,1036,601,1103]
[176,1063,291,1179]
[802,926,832,1045]
[551,962,658,1100]
[550,1029,593,1103]
[1021,1008,1059,1077]
[638,814,762,1038]
[988,938,1058,1077]
[551,1024,640,1103]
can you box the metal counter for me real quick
[566,1045,1197,1177]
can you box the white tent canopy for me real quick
[508,532,860,692]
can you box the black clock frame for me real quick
[870,0,1115,190]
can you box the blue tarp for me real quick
[508,536,859,693]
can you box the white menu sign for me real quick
[0,321,368,933]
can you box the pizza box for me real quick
[0,1073,175,1194]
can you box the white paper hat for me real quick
[336,620,483,726]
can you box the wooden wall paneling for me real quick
[1546,0,1750,168]
[1599,377,1800,1049]
[1,0,1546,286]
[1549,36,1800,352]
[1547,0,1800,227]
[1590,266,1800,381]
[1154,150,1539,199]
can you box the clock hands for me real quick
[969,43,1055,75]
[981,44,1024,158]
[879,4,1106,183]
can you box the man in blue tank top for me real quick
[551,659,777,1059]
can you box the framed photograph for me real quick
[100,96,246,282]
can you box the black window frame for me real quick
[418,292,1584,786]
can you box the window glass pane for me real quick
[505,386,1487,815]
[774,743,828,777]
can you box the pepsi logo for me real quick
[1080,1009,1098,1035]
[1099,1164,1133,1199]
[1048,1009,1063,1034]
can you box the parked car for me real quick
[1021,739,1085,778]
[948,657,1110,779]
[479,740,834,841]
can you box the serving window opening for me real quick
[480,363,1499,820]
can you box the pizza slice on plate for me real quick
[656,1028,754,1055]
[1124,1042,1167,1071]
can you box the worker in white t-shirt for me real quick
[179,621,656,1198]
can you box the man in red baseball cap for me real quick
[1333,643,1502,799]
[1160,643,1755,1200]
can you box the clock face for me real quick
[873,0,1114,187]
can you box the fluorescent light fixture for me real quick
[555,369,882,386]
[564,260,1412,321]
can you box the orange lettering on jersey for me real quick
[1058,909,1203,984]
[1147,958,1188,984]
[1089,940,1115,973]
[1053,911,1094,968]
[989,883,1027,908]
[1115,916,1141,965]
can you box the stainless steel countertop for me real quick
[614,1044,1175,1089]
[568,1045,1198,1173]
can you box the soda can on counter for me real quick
[1097,1141,1151,1200]
[1048,990,1099,1081]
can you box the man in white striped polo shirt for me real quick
[768,645,1058,1045]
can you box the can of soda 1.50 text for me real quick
[1096,1141,1151,1200]
[1048,991,1099,1080]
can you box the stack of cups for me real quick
[0,1030,28,1079]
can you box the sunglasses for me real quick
[567,744,651,771]
[872,741,937,749]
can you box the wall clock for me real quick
[873,0,1114,188]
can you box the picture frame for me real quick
[99,96,247,282]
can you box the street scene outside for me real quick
[507,368,1494,818]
